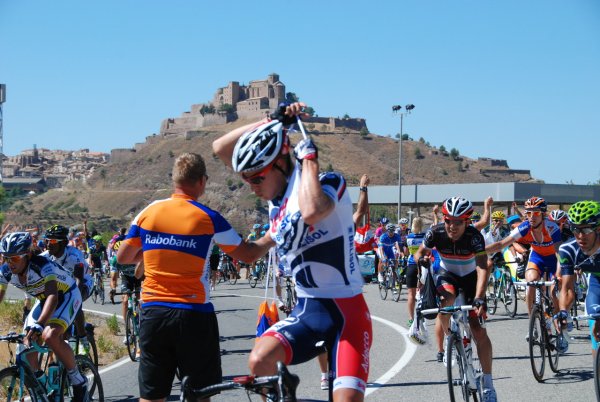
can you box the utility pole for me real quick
[392,103,415,222]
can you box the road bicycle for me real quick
[218,254,238,285]
[66,322,99,368]
[249,258,266,288]
[0,332,103,402]
[180,361,299,402]
[571,269,589,330]
[514,279,560,382]
[281,275,297,317]
[378,259,401,302]
[114,288,141,362]
[89,267,105,305]
[486,255,518,318]
[420,294,483,402]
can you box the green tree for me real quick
[219,103,234,113]
[343,113,350,119]
[419,137,426,144]
[285,92,299,103]
[450,148,460,160]
[304,106,316,116]
[414,148,423,159]
[359,127,369,138]
[439,145,447,153]
[401,134,410,141]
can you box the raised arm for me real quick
[474,196,493,231]
[212,120,269,168]
[353,174,370,227]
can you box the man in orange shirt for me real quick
[118,153,271,402]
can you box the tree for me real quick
[219,103,234,113]
[359,127,369,138]
[343,113,350,119]
[450,148,460,160]
[414,148,423,159]
[395,133,401,139]
[285,92,299,103]
[439,145,447,153]
[401,134,410,141]
[419,137,426,144]
[304,106,316,116]
[199,104,216,115]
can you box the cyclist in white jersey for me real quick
[214,102,371,401]
[0,232,89,402]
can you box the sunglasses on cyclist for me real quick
[3,253,28,263]
[525,210,542,217]
[572,226,597,235]
[45,238,65,245]
[444,218,466,226]
[242,167,272,185]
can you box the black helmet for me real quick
[45,225,69,240]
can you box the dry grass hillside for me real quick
[4,120,535,233]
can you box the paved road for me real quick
[5,280,597,401]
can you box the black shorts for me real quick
[406,263,419,289]
[138,306,222,399]
[120,274,142,293]
[435,269,478,304]
[209,254,220,271]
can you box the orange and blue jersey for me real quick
[123,193,242,311]
[509,219,561,256]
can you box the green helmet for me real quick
[567,201,600,227]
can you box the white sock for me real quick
[321,372,327,380]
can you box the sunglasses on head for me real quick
[3,253,28,263]
[572,226,597,235]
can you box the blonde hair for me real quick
[411,217,423,233]
[172,153,206,187]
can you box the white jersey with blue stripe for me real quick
[267,165,364,299]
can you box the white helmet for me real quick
[232,120,285,174]
[549,209,567,222]
[442,197,474,219]
[398,218,409,225]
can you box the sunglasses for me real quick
[45,239,64,245]
[4,253,28,263]
[572,226,597,235]
[444,218,466,226]
[525,211,542,217]
[242,166,272,185]
[492,219,503,222]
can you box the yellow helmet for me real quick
[491,211,506,220]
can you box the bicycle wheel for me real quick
[283,287,294,317]
[227,264,238,285]
[378,272,388,300]
[504,278,518,318]
[446,334,469,402]
[249,271,258,288]
[571,301,580,330]
[486,276,498,315]
[125,310,139,362]
[60,355,104,402]
[98,279,105,305]
[392,271,401,302]
[85,324,99,368]
[91,283,98,304]
[595,348,600,402]
[529,308,546,382]
[547,324,560,373]
[0,366,43,402]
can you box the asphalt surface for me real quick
[4,278,598,401]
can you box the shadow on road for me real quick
[216,308,254,314]
[221,334,255,341]
[543,367,593,384]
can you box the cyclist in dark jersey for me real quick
[414,197,497,402]
[557,201,600,354]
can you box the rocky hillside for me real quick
[4,119,535,233]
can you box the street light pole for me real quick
[392,104,415,222]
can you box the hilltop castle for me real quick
[160,73,286,136]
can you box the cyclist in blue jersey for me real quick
[377,224,402,283]
[556,201,600,354]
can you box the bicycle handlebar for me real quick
[420,305,476,316]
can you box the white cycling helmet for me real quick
[398,218,409,225]
[386,223,396,232]
[549,209,567,222]
[442,197,474,219]
[232,120,285,174]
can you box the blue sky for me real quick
[1,0,599,185]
